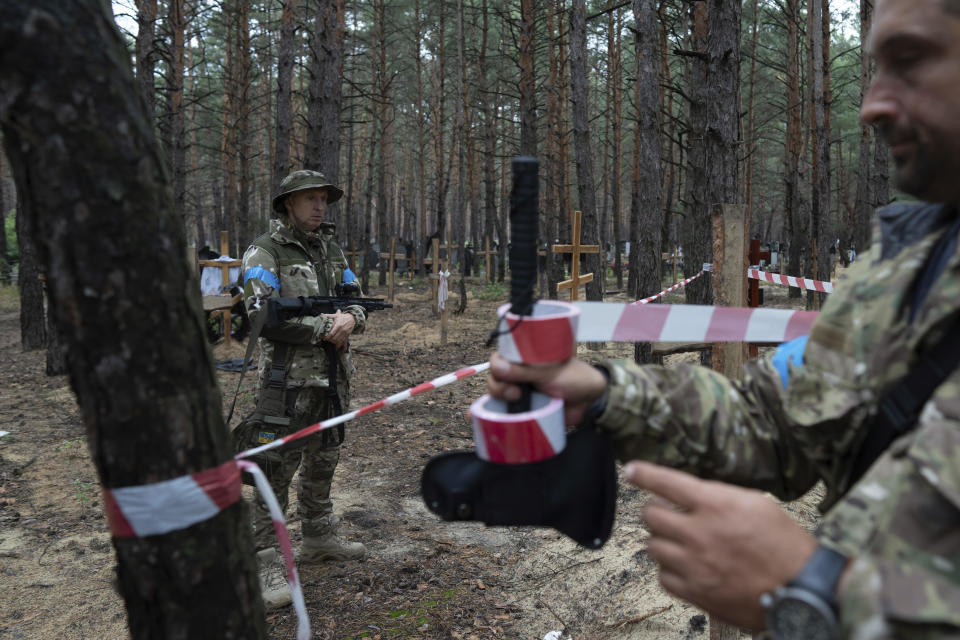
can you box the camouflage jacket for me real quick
[596,202,960,638]
[241,218,365,392]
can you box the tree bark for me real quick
[681,1,712,306]
[808,0,829,309]
[160,0,187,230]
[273,0,297,194]
[134,0,158,123]
[630,0,662,364]
[479,0,497,282]
[220,0,238,253]
[236,0,251,250]
[519,0,538,157]
[0,2,265,637]
[784,0,805,295]
[15,200,45,351]
[570,0,603,301]
[305,0,344,202]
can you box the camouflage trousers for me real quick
[250,386,347,551]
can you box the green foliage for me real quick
[342,588,461,640]
[72,478,95,507]
[472,280,506,301]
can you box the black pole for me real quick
[507,156,538,413]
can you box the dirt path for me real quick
[0,280,820,639]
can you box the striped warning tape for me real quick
[636,270,705,305]
[748,268,834,293]
[237,460,310,640]
[102,459,311,640]
[235,363,491,461]
[574,301,818,343]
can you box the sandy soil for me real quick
[0,277,821,640]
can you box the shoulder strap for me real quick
[848,318,960,488]
[226,236,283,426]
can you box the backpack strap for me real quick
[848,322,960,488]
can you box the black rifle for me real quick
[266,294,393,328]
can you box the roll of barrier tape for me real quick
[471,392,566,463]
[496,300,580,364]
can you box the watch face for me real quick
[769,595,835,640]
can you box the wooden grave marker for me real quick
[378,237,397,302]
[553,210,600,301]
[198,230,242,346]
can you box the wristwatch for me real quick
[760,545,847,640]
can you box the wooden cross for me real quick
[344,239,364,272]
[553,210,600,301]
[473,236,495,281]
[378,237,397,302]
[198,230,242,345]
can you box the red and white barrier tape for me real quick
[102,460,311,640]
[748,268,833,293]
[471,392,566,463]
[236,362,491,461]
[102,460,241,538]
[574,301,817,343]
[496,301,578,364]
[237,461,310,640]
[635,270,705,305]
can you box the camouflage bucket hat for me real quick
[272,170,344,214]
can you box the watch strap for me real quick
[788,545,848,606]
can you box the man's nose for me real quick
[860,78,899,127]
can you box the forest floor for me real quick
[0,272,824,640]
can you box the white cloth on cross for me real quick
[437,269,451,311]
[200,255,241,296]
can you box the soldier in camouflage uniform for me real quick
[242,170,366,608]
[489,0,960,637]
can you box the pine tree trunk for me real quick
[15,200,45,351]
[161,0,187,231]
[681,1,711,305]
[479,0,497,282]
[785,0,805,295]
[0,2,265,636]
[236,0,251,250]
[630,0,662,364]
[853,0,873,255]
[519,0,538,157]
[809,0,828,308]
[611,9,624,292]
[570,0,603,301]
[134,0,157,122]
[273,0,297,194]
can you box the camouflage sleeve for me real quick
[344,304,366,336]
[595,356,821,500]
[835,555,960,639]
[241,244,332,345]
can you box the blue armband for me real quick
[243,266,280,291]
[772,335,808,389]
[343,267,358,283]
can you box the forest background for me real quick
[0,0,894,318]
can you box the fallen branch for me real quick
[536,596,571,635]
[605,603,674,629]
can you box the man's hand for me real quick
[487,351,608,425]
[322,310,356,349]
[624,461,818,631]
